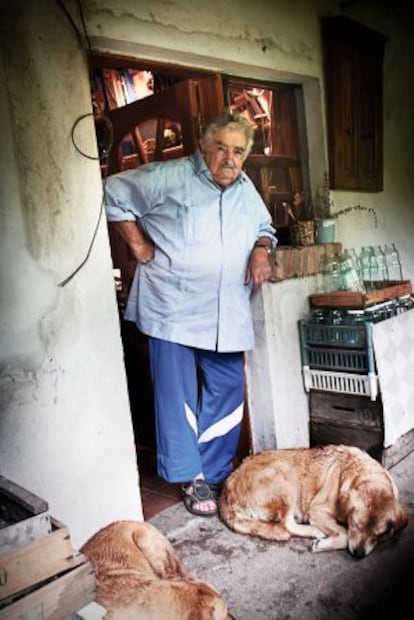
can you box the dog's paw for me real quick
[312,527,327,540]
[311,536,329,552]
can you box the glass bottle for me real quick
[339,249,365,292]
[349,248,360,273]
[374,245,389,282]
[358,246,372,291]
[384,243,403,281]
[323,258,341,292]
[368,245,379,286]
[343,309,365,325]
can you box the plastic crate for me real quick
[299,319,369,348]
[302,366,378,400]
[299,319,376,372]
[302,346,370,373]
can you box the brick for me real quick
[271,243,342,281]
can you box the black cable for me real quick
[77,0,93,55]
[57,0,115,287]
[57,182,105,288]
[58,113,113,288]
[70,112,113,161]
[57,0,85,51]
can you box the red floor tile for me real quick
[137,446,181,518]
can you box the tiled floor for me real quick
[137,446,181,520]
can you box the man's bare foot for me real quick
[181,479,218,517]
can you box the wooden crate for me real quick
[0,562,95,620]
[309,280,412,309]
[310,419,384,462]
[309,391,384,462]
[0,518,95,619]
[0,476,51,554]
[310,391,383,429]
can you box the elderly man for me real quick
[104,111,277,517]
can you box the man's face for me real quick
[203,127,249,187]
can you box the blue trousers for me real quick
[147,337,245,484]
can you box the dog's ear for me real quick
[383,472,408,531]
[132,523,188,579]
[385,470,401,500]
[394,504,409,532]
[336,488,355,522]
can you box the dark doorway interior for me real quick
[89,55,307,514]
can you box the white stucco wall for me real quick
[247,277,319,451]
[0,1,142,548]
[1,0,413,547]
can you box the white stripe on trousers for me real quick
[184,401,244,443]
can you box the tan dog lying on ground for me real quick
[219,444,408,558]
[80,520,234,619]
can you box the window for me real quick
[225,77,309,243]
[322,16,387,191]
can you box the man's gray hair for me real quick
[201,111,255,155]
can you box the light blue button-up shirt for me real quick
[104,152,277,352]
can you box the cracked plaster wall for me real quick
[0,0,141,547]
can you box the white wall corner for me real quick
[246,288,278,452]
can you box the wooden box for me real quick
[0,476,51,555]
[0,479,95,620]
[309,391,384,461]
[309,280,412,309]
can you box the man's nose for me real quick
[222,152,237,164]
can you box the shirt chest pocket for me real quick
[179,202,221,246]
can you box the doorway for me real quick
[89,54,308,516]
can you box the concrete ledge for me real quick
[383,428,414,469]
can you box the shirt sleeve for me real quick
[254,188,278,250]
[104,167,158,222]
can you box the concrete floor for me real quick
[150,448,414,620]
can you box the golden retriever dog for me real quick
[219,444,408,558]
[80,520,234,619]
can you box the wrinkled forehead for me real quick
[208,127,248,150]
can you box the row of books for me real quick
[91,68,154,113]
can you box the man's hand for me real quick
[245,247,273,287]
[130,238,155,264]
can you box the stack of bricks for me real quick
[271,243,342,282]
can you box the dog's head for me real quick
[186,580,235,620]
[344,479,408,558]
[102,579,236,620]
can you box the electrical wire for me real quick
[70,112,113,161]
[76,0,93,55]
[57,0,86,51]
[57,0,93,56]
[58,113,113,288]
[57,0,114,287]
